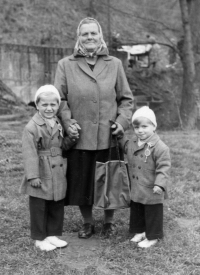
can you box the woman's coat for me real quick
[20,113,67,201]
[54,54,134,150]
[122,133,171,205]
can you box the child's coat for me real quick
[122,133,171,204]
[20,113,67,201]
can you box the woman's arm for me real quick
[54,60,77,134]
[115,60,134,131]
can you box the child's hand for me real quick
[29,178,42,188]
[153,186,163,195]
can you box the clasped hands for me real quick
[67,123,81,141]
[110,122,124,138]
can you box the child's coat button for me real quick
[52,165,55,168]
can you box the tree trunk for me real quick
[179,0,197,129]
[190,0,200,104]
[87,0,96,17]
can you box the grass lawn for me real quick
[0,115,200,275]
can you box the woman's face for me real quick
[79,23,101,52]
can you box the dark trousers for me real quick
[29,196,65,240]
[129,200,163,240]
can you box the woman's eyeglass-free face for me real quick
[79,23,101,52]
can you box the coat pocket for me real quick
[138,168,155,188]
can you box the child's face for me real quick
[133,117,156,141]
[36,93,59,119]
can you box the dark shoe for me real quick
[78,223,95,239]
[102,223,117,237]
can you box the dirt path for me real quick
[58,233,115,274]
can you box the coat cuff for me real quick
[26,174,40,181]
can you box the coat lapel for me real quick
[51,122,59,137]
[93,56,111,78]
[32,112,45,126]
[77,57,96,80]
[74,55,112,79]
[131,133,160,154]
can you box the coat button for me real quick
[93,120,97,124]
[138,166,141,169]
[93,99,97,103]
[52,165,55,168]
[132,175,135,179]
[136,176,138,180]
[60,164,63,167]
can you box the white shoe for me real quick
[45,236,68,248]
[35,240,56,251]
[138,238,158,248]
[130,232,146,243]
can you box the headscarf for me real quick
[74,17,109,58]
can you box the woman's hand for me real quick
[111,122,124,138]
[68,123,81,141]
[29,178,42,188]
[153,186,163,195]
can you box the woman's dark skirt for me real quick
[64,147,124,206]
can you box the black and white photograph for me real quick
[0,0,200,274]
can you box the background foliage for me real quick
[0,0,182,47]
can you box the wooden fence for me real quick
[0,43,127,104]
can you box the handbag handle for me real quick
[109,121,121,166]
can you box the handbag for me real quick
[94,132,131,210]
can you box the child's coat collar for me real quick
[132,133,160,151]
[32,112,59,126]
[31,112,63,137]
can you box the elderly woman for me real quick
[54,17,133,238]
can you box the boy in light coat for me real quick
[121,106,171,248]
[20,85,70,251]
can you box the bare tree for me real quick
[190,0,200,88]
[87,0,96,17]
